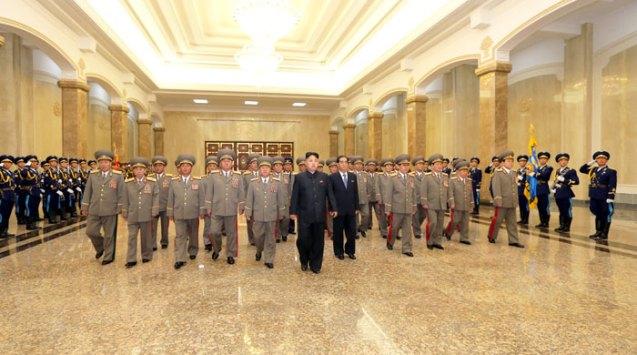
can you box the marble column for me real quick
[405,95,428,156]
[329,130,339,157]
[153,126,165,156]
[367,111,384,160]
[58,79,89,158]
[137,115,153,158]
[475,61,511,164]
[343,123,356,156]
[109,104,129,162]
[0,34,5,48]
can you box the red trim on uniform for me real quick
[445,209,455,237]
[387,213,394,244]
[488,207,500,242]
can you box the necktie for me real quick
[342,173,347,188]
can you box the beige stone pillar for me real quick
[137,115,153,158]
[153,126,165,156]
[329,130,339,157]
[109,104,130,162]
[405,95,428,156]
[366,111,383,160]
[0,34,5,47]
[343,123,356,156]
[475,61,511,164]
[58,79,89,158]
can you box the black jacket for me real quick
[328,171,359,216]
[290,171,337,223]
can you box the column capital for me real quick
[57,79,89,92]
[368,111,384,119]
[405,95,429,105]
[153,126,165,132]
[343,123,357,129]
[328,129,339,135]
[108,104,129,113]
[0,34,5,47]
[475,61,512,77]
[137,118,153,125]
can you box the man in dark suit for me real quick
[290,152,338,274]
[328,155,359,260]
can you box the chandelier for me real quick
[233,0,300,74]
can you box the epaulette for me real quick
[272,177,280,181]
[495,168,503,172]
[408,172,416,176]
[125,177,134,183]
[233,171,242,175]
[193,176,201,180]
[90,170,100,174]
[165,173,173,177]
[112,170,122,175]
[210,170,219,174]
[172,176,180,180]
[147,176,156,182]
[250,177,259,181]
[450,176,458,180]
[147,172,156,177]
[293,172,298,175]
[389,172,397,176]
[243,171,252,175]
[424,172,432,175]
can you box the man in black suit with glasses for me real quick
[328,155,359,260]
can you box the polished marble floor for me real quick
[0,205,635,353]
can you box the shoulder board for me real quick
[172,177,180,180]
[233,171,242,175]
[112,170,122,175]
[125,178,134,183]
[293,172,299,175]
[389,172,397,176]
[283,172,291,175]
[272,177,280,181]
[193,176,201,180]
[250,177,259,181]
[424,172,432,175]
[210,170,219,174]
[408,172,416,176]
[243,171,252,175]
[91,170,100,174]
[495,168,503,172]
[147,176,156,182]
[165,173,173,177]
[147,172,156,177]
[450,176,458,180]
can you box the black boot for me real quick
[589,217,602,239]
[555,215,564,232]
[599,221,611,240]
[561,217,571,233]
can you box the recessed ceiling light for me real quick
[244,100,259,106]
[292,102,307,107]
[193,98,208,104]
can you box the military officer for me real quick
[532,151,553,229]
[410,156,427,239]
[352,156,371,238]
[486,150,525,248]
[383,154,417,257]
[516,155,530,225]
[317,160,325,173]
[552,153,579,233]
[20,155,41,230]
[81,150,125,265]
[469,157,482,214]
[150,155,172,250]
[43,156,64,224]
[365,160,378,231]
[245,156,286,268]
[580,151,617,241]
[167,154,206,270]
[14,156,26,225]
[206,149,245,265]
[446,160,474,245]
[420,154,450,250]
[484,156,500,200]
[374,159,394,239]
[296,157,306,173]
[0,155,17,237]
[122,157,159,268]
[243,154,260,246]
[202,155,218,251]
[271,156,291,243]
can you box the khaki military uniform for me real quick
[245,176,287,264]
[420,171,451,246]
[167,175,206,262]
[271,171,291,241]
[384,172,416,252]
[122,176,159,262]
[243,170,259,244]
[447,176,474,242]
[411,171,427,238]
[81,170,125,262]
[374,172,392,237]
[354,170,372,235]
[488,168,521,244]
[206,170,245,258]
[150,172,172,248]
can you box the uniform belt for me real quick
[1,187,15,191]
[538,180,547,184]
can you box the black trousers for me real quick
[296,220,325,271]
[518,192,529,223]
[333,213,356,256]
[537,193,550,224]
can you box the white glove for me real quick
[76,187,82,192]
[40,189,45,194]
[606,199,614,203]
[528,171,536,177]
[476,189,480,193]
[57,179,62,183]
[550,189,557,194]
[588,160,596,166]
[56,190,64,196]
[557,176,564,182]
[67,188,74,194]
[517,175,523,181]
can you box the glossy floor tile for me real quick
[0,205,635,353]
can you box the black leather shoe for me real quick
[125,261,137,268]
[311,269,320,274]
[433,244,444,250]
[509,242,525,248]
[189,255,196,260]
[161,244,168,249]
[212,251,219,260]
[355,235,360,240]
[360,230,366,238]
[227,256,235,265]
[250,242,255,246]
[402,252,414,257]
[460,240,472,245]
[205,244,212,251]
[153,246,157,251]
[488,238,496,244]
[276,239,281,243]
[282,236,287,242]
[396,236,401,240]
[26,224,38,230]
[444,232,451,241]
[95,250,104,259]
[174,261,185,270]
[554,226,564,232]
[336,254,345,260]
[386,243,393,250]
[415,235,422,239]
[589,232,601,240]
[101,259,113,266]
[347,254,356,260]
[142,259,150,263]
[382,235,387,239]
[255,252,262,261]
[301,264,308,271]
[535,223,544,228]
[264,263,273,269]
[427,245,434,250]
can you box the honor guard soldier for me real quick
[202,155,218,251]
[383,154,417,257]
[375,159,394,239]
[271,156,291,242]
[81,150,125,265]
[168,155,206,270]
[446,160,474,244]
[411,156,427,239]
[88,160,97,171]
[580,151,617,241]
[245,156,287,268]
[486,150,525,248]
[441,158,452,176]
[58,157,74,220]
[150,156,172,250]
[552,153,579,233]
[14,156,26,225]
[69,158,83,215]
[516,155,530,225]
[40,159,50,221]
[206,149,245,265]
[469,157,482,214]
[352,156,371,238]
[43,156,64,224]
[420,154,450,250]
[20,155,41,230]
[0,155,17,237]
[532,151,553,228]
[122,157,159,268]
[243,154,260,246]
[484,156,500,200]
